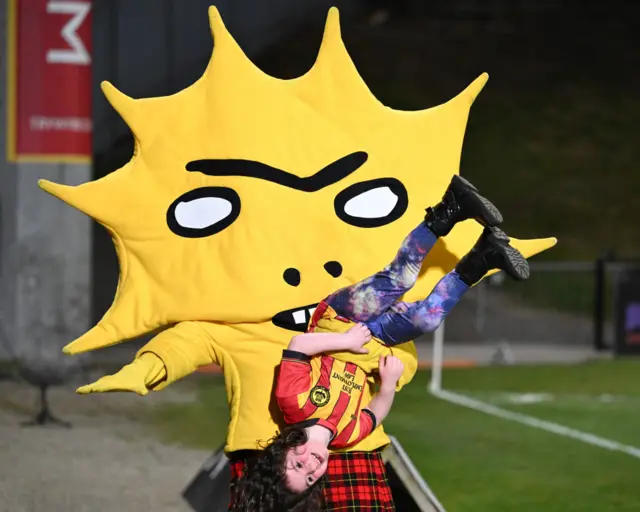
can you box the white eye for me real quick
[167,187,241,238]
[343,186,398,219]
[334,178,408,228]
[174,197,233,229]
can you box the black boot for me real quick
[455,227,530,286]
[424,175,503,237]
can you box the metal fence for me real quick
[439,260,640,351]
[443,261,597,346]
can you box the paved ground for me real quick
[0,379,210,512]
[414,340,609,366]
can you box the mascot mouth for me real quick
[272,303,319,332]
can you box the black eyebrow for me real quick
[185,152,368,192]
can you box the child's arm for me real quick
[335,356,405,447]
[275,351,314,423]
[288,324,371,357]
[363,356,405,426]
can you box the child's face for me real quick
[284,441,329,492]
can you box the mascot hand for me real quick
[76,353,164,396]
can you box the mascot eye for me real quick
[334,178,408,228]
[167,187,241,238]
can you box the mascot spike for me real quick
[450,73,489,107]
[63,272,150,354]
[322,7,342,43]
[314,6,355,68]
[207,5,229,44]
[39,180,105,222]
[63,319,132,354]
[295,6,380,112]
[314,6,366,79]
[400,73,489,131]
[510,235,558,257]
[207,5,267,81]
[62,323,116,354]
[479,235,558,281]
[100,81,145,139]
[38,173,141,230]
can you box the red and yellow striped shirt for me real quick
[275,301,380,449]
[275,350,376,449]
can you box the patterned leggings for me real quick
[325,223,469,346]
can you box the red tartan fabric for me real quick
[323,450,395,511]
[229,450,395,511]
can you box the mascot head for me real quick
[40,7,556,354]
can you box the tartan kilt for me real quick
[229,450,395,511]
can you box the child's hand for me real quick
[344,323,371,354]
[378,355,404,391]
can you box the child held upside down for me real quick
[232,176,530,511]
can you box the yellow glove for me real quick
[76,352,167,395]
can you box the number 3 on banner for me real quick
[46,1,92,65]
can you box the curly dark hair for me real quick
[231,424,326,512]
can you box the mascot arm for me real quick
[135,321,225,391]
[76,321,223,395]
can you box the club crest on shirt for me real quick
[310,385,331,407]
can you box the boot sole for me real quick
[486,228,530,281]
[486,226,510,243]
[453,175,504,227]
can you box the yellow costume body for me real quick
[38,6,556,455]
[137,319,417,452]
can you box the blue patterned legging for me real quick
[325,223,469,346]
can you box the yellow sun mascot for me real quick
[40,6,555,509]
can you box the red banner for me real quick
[7,0,92,163]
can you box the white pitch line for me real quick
[431,388,640,460]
